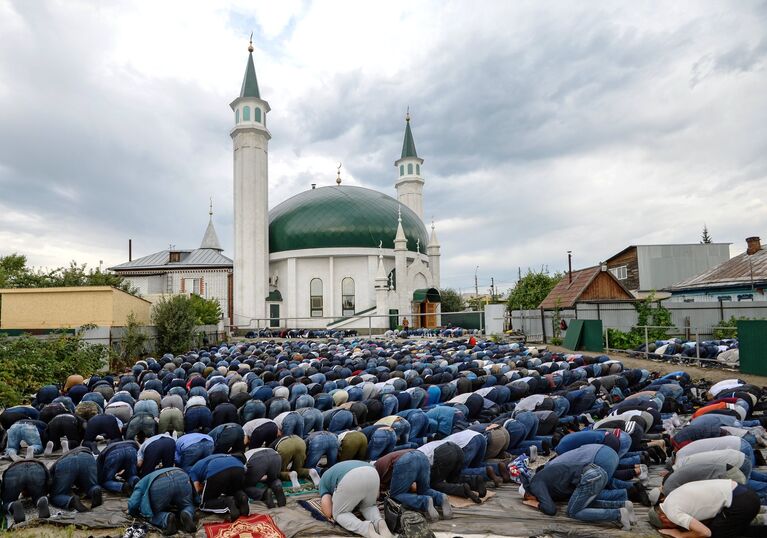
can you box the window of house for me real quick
[610,265,628,280]
[243,106,251,121]
[310,278,323,317]
[255,107,262,123]
[169,252,181,263]
[341,277,355,316]
[183,278,201,295]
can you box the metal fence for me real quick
[511,300,767,343]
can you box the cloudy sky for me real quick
[1,1,766,293]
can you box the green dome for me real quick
[269,185,429,254]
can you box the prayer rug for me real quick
[297,498,330,522]
[447,490,495,508]
[204,513,286,538]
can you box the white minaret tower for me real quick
[394,207,409,319]
[231,38,271,327]
[394,111,425,221]
[427,219,441,288]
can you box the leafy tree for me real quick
[439,288,465,313]
[506,269,562,311]
[151,295,198,354]
[0,333,105,406]
[701,224,712,244]
[0,254,139,295]
[189,294,222,325]
[113,312,149,371]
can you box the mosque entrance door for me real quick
[269,304,280,328]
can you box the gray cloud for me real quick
[1,0,766,294]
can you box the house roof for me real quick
[109,248,232,272]
[669,247,767,291]
[538,266,634,309]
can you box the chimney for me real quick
[128,239,132,262]
[311,183,316,190]
[746,236,761,255]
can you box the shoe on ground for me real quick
[528,444,538,462]
[179,510,196,533]
[618,507,632,530]
[309,468,321,487]
[224,497,238,522]
[425,496,439,521]
[11,500,25,523]
[272,483,286,507]
[235,490,250,517]
[61,439,70,454]
[163,513,177,536]
[263,488,276,508]
[440,496,453,519]
[375,520,395,538]
[624,501,636,524]
[365,523,383,538]
[91,487,103,509]
[71,496,89,513]
[25,446,35,459]
[37,496,50,519]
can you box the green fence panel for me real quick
[737,320,767,376]
[581,320,604,352]
[563,320,584,350]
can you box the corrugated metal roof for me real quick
[109,248,232,272]
[670,247,767,290]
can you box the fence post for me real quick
[644,326,649,360]
[540,308,547,344]
[604,327,609,351]
[695,330,700,361]
[368,316,372,338]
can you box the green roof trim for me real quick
[413,288,441,303]
[266,290,282,302]
[401,120,418,159]
[268,186,429,253]
[240,52,261,98]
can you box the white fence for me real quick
[510,300,767,342]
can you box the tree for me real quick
[439,288,465,313]
[151,295,198,354]
[189,294,222,324]
[701,224,712,244]
[113,312,149,371]
[506,269,563,311]
[0,254,139,295]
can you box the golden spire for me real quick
[336,162,342,185]
[405,106,410,122]
[248,32,254,53]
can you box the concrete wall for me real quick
[0,287,151,329]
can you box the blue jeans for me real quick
[99,445,139,493]
[367,429,396,460]
[50,451,101,509]
[2,462,47,511]
[461,435,488,476]
[305,432,339,472]
[176,440,214,473]
[327,411,354,433]
[185,407,212,433]
[280,413,304,438]
[298,408,324,435]
[6,422,43,457]
[390,451,446,512]
[391,419,412,445]
[268,399,290,419]
[147,469,195,528]
[398,411,429,444]
[566,464,621,522]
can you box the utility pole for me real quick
[490,277,495,300]
[474,266,479,297]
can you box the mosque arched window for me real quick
[310,278,323,317]
[416,164,420,175]
[235,109,240,123]
[341,277,355,316]
[399,164,404,177]
[407,163,413,175]
[255,107,262,123]
[243,106,251,121]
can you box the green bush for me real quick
[0,333,105,406]
[152,295,198,355]
[189,294,222,325]
[605,328,644,350]
[112,312,150,371]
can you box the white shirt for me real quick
[243,418,274,437]
[515,395,547,412]
[661,479,735,529]
[418,440,448,465]
[674,449,745,472]
[676,436,742,461]
[444,430,481,449]
[710,379,744,397]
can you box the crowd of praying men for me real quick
[1,336,767,538]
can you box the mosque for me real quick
[113,42,442,331]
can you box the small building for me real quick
[0,286,151,330]
[604,243,730,298]
[110,208,233,321]
[668,237,767,302]
[539,266,635,310]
